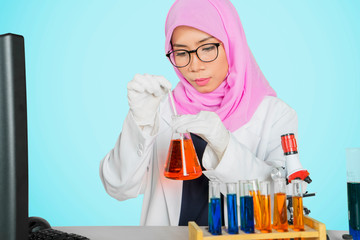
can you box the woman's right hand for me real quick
[127,74,172,127]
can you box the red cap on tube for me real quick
[281,133,298,155]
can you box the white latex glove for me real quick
[127,74,172,127]
[172,111,230,160]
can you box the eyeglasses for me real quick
[166,43,221,68]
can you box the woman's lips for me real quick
[194,78,210,86]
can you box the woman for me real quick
[100,0,297,226]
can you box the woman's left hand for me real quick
[172,111,230,160]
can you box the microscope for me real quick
[271,133,314,224]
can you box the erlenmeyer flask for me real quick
[164,132,202,180]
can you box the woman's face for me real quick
[171,26,229,93]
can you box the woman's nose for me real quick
[188,53,205,72]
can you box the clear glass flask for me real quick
[164,132,202,180]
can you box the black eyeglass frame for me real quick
[166,42,221,68]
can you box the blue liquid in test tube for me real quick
[227,193,239,234]
[210,197,222,235]
[240,196,245,231]
[208,203,213,233]
[240,196,255,233]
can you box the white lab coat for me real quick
[99,95,297,226]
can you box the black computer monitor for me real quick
[0,33,28,240]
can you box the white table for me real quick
[55,226,347,240]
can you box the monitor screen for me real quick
[0,33,28,240]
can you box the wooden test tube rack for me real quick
[189,216,326,240]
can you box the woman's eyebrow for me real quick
[173,43,188,48]
[172,36,215,48]
[198,36,215,43]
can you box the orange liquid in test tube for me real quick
[273,193,288,231]
[260,194,272,233]
[250,190,262,230]
[292,196,304,231]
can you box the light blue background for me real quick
[1,0,359,230]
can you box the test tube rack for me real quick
[188,216,326,240]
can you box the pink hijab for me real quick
[165,0,276,132]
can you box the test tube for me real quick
[260,181,272,233]
[273,178,288,232]
[239,180,255,233]
[249,179,262,230]
[226,182,239,234]
[209,180,222,235]
[292,179,305,231]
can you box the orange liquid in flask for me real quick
[164,138,202,180]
